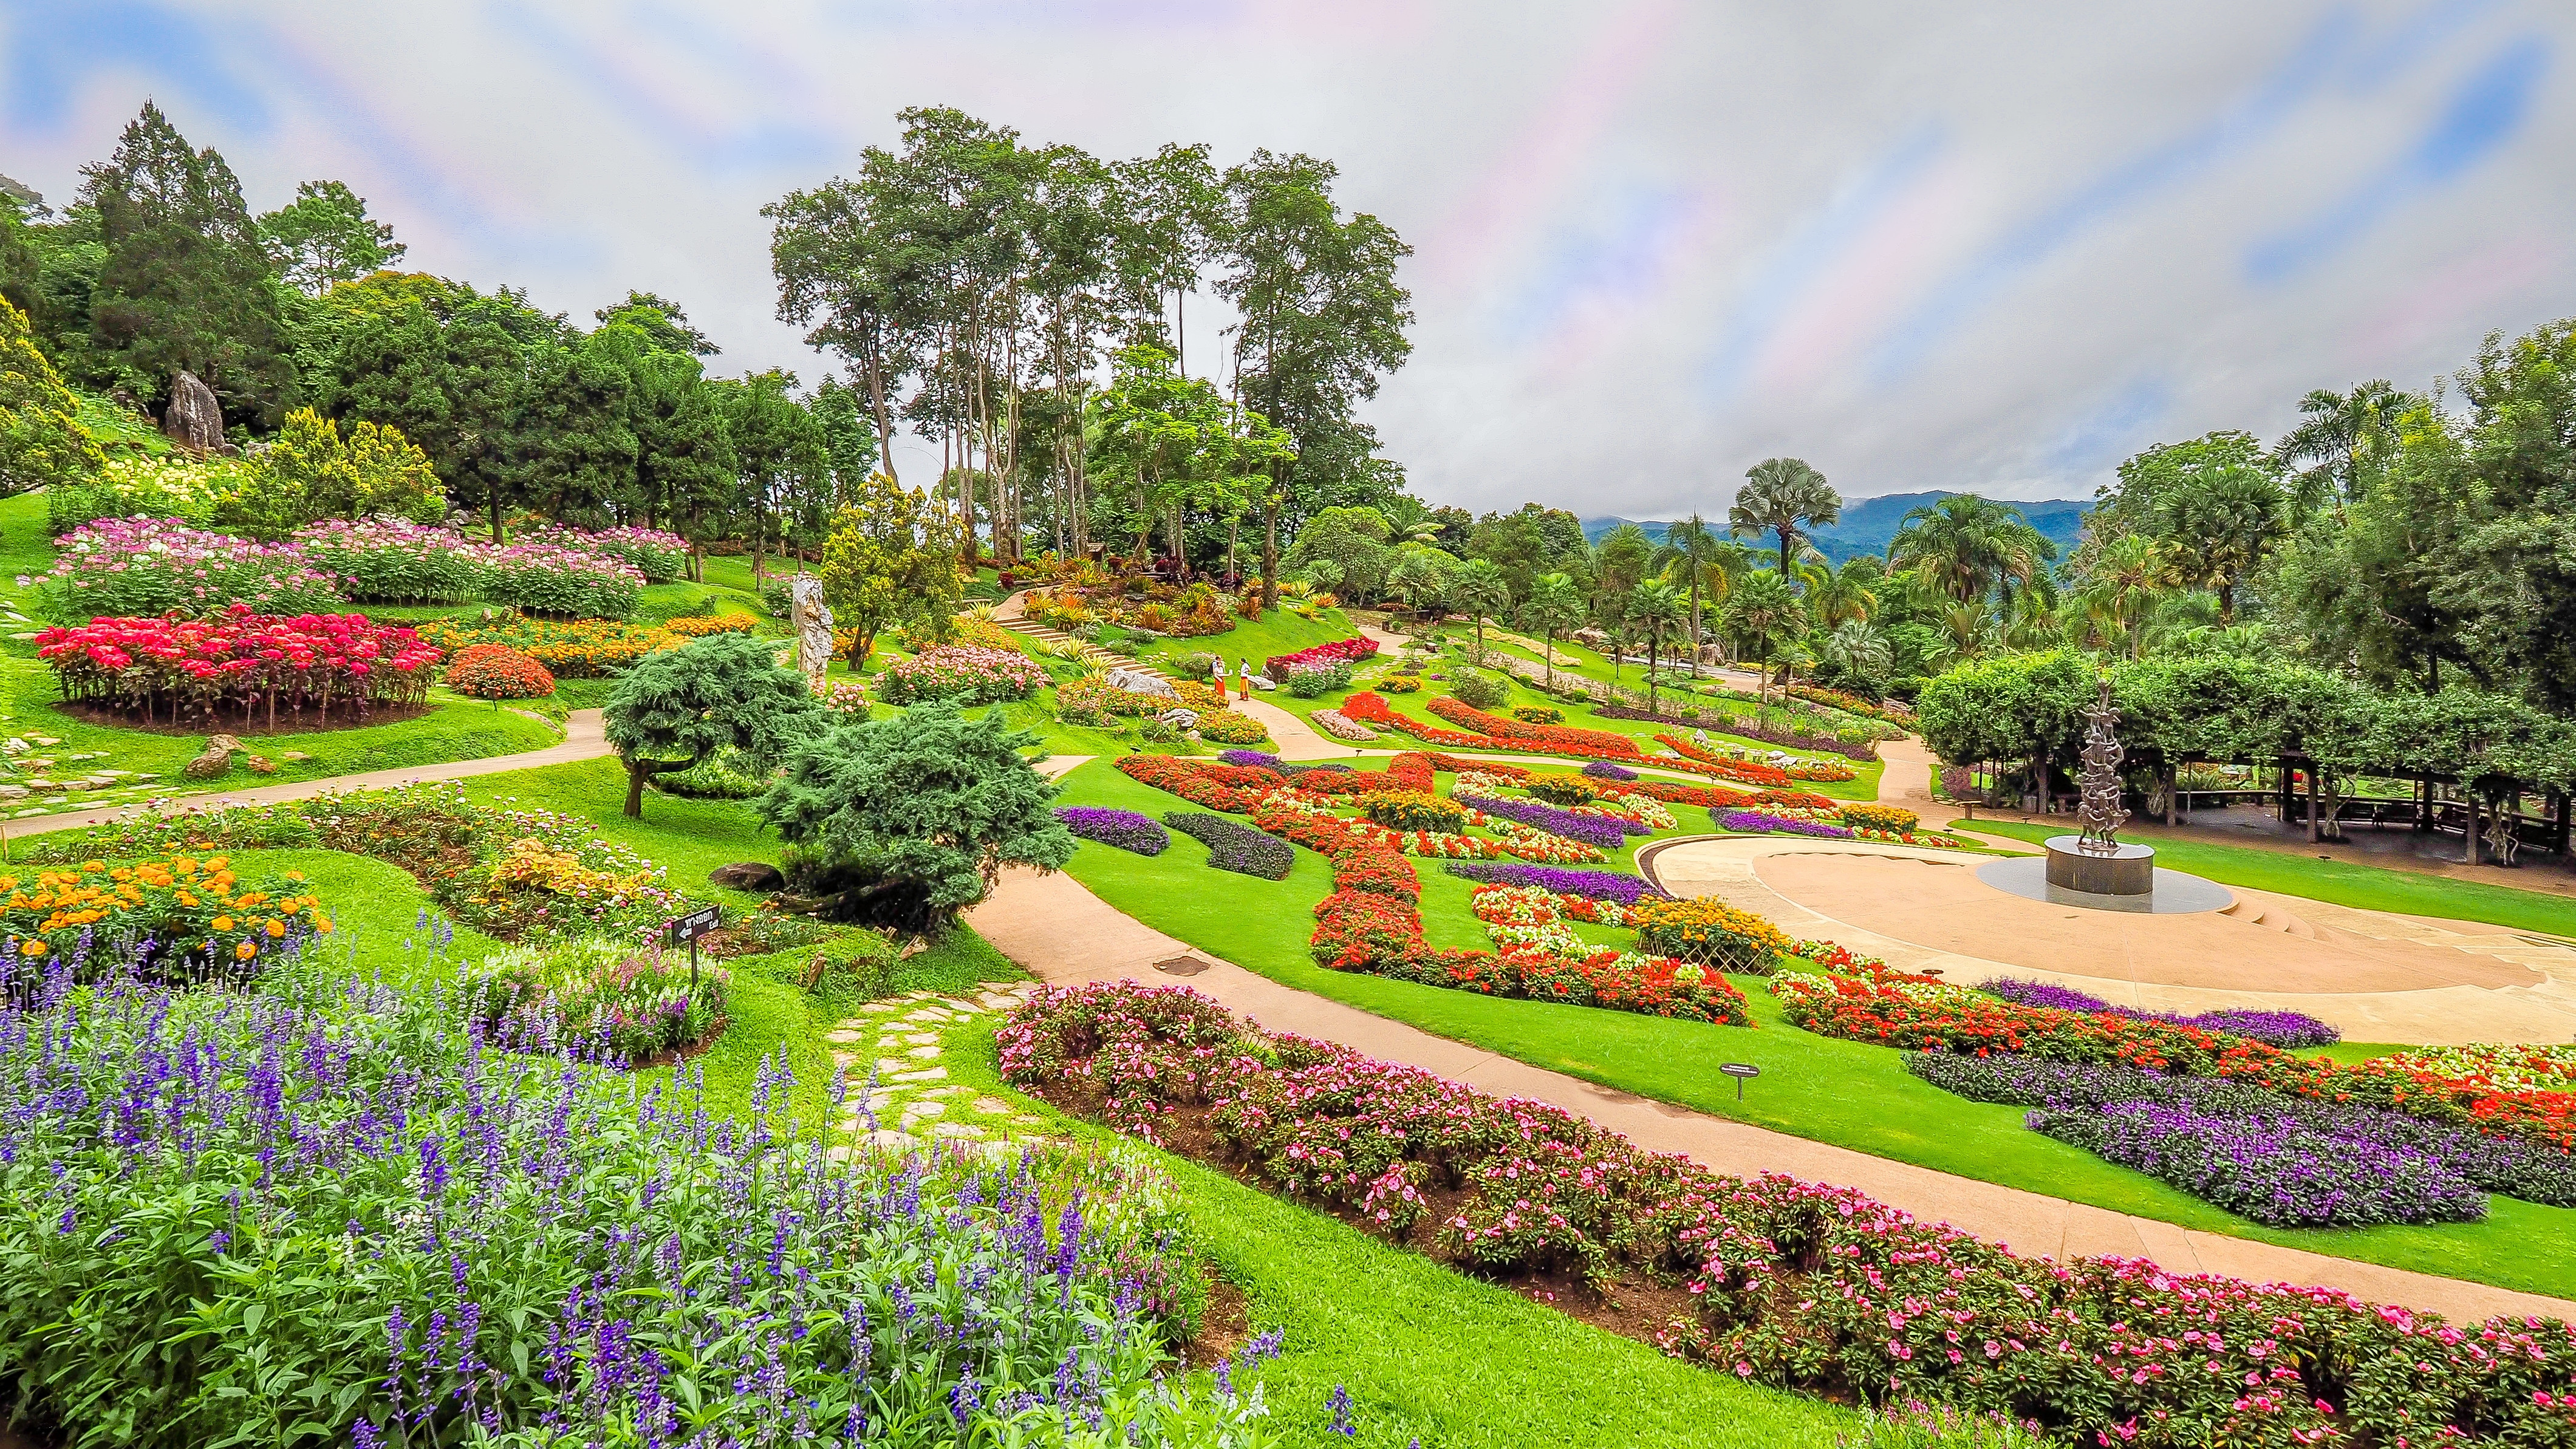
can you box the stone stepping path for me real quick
[821,982,1050,1156]
[990,590,1177,682]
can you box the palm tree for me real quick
[1729,458,1841,574]
[1386,546,1458,619]
[1651,513,1727,678]
[1818,618,1893,693]
[1808,557,1879,628]
[1720,568,1805,694]
[1889,494,2017,605]
[1630,578,1687,713]
[2151,468,2283,622]
[2077,534,2181,658]
[1929,599,1992,670]
[1525,572,1585,692]
[2275,380,2413,517]
[1453,557,1512,658]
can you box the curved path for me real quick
[5,711,612,840]
[963,848,2574,1325]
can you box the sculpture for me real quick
[2075,675,2128,855]
[787,574,833,694]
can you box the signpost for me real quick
[668,904,720,989]
[1718,1061,1761,1102]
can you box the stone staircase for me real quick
[2218,896,2335,941]
[991,592,1176,681]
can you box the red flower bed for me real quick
[444,643,555,700]
[1263,636,1379,681]
[1426,697,1643,757]
[1657,732,1857,786]
[1000,981,2576,1449]
[1344,691,1644,763]
[1114,754,1283,811]
[37,607,440,727]
[1778,974,2576,1151]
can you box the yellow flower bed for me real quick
[419,615,683,678]
[0,855,332,975]
[1631,896,1791,972]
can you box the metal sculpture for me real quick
[2075,675,2129,855]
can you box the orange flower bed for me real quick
[1,855,332,981]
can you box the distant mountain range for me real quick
[1581,491,2092,566]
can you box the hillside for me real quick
[1584,490,2091,565]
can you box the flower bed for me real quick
[1443,862,1665,904]
[1788,682,1914,723]
[1057,805,1172,856]
[1000,981,2576,1449]
[520,520,689,582]
[1584,760,1639,780]
[1115,754,1284,812]
[479,539,646,619]
[293,517,485,604]
[1842,802,1920,834]
[879,644,1049,705]
[1218,749,1283,768]
[1427,696,1643,756]
[1978,977,2341,1048]
[0,855,330,985]
[1364,790,1469,833]
[1717,808,1856,839]
[1262,635,1378,683]
[443,643,556,700]
[1452,788,1635,849]
[1466,884,1752,1025]
[662,613,760,638]
[43,517,349,618]
[418,615,683,678]
[1192,709,1272,745]
[1163,811,1295,879]
[1597,703,1883,762]
[1342,690,1642,762]
[465,938,726,1063]
[0,970,1222,1448]
[38,607,440,726]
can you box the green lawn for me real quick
[1053,755,2576,1301]
[935,1020,1857,1448]
[1957,818,2576,939]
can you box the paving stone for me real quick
[904,1045,941,1059]
[890,1066,948,1083]
[875,1057,909,1074]
[822,1026,868,1044]
[899,1099,946,1119]
[931,1122,986,1139]
[972,1096,1014,1114]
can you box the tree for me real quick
[1452,557,1512,657]
[1721,568,1805,690]
[214,407,443,537]
[722,369,830,582]
[1889,494,2017,605]
[77,102,286,418]
[2075,534,2181,658]
[0,297,104,495]
[1650,513,1729,677]
[2151,461,2283,622]
[604,632,824,818]
[753,703,1076,933]
[1630,577,1686,712]
[1817,619,1894,697]
[1385,544,1457,618]
[819,472,965,665]
[1285,505,1395,603]
[2275,380,2413,517]
[597,290,718,356]
[1591,522,1653,599]
[1215,150,1414,610]
[1730,457,1839,574]
[258,180,405,293]
[1524,571,1585,692]
[810,375,881,502]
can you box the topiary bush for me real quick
[1379,674,1422,693]
[1192,710,1271,746]
[1362,790,1468,833]
[605,632,824,818]
[445,643,557,700]
[1511,704,1564,724]
[1448,670,1510,710]
[1525,774,1602,806]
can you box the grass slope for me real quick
[1052,756,2576,1301]
[1958,818,2576,939]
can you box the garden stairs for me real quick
[989,590,1175,683]
[2218,895,2336,941]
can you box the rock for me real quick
[708,861,786,892]
[1159,708,1199,730]
[1105,667,1175,698]
[280,751,310,763]
[243,755,276,776]
[162,371,228,453]
[182,734,243,781]
[0,785,24,799]
[27,737,57,747]
[0,738,23,755]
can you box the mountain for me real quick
[1581,491,2091,566]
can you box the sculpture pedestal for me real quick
[2043,837,2155,897]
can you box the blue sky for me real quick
[2,0,2569,513]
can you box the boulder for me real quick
[708,861,787,892]
[1104,667,1175,698]
[162,372,227,453]
[182,734,243,781]
[244,755,277,775]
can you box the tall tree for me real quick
[819,472,966,666]
[722,369,829,582]
[1215,151,1413,610]
[1650,513,1728,677]
[1630,576,1686,712]
[1524,571,1585,692]
[1721,568,1805,691]
[258,180,405,293]
[0,296,105,494]
[1452,557,1512,657]
[1890,494,2019,605]
[1729,457,1839,574]
[2275,380,2414,517]
[77,101,287,420]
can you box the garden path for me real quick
[962,853,2576,1326]
[3,711,612,839]
[1642,836,2576,1046]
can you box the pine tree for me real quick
[604,633,824,818]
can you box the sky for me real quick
[2,0,2571,517]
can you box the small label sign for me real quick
[668,905,722,944]
[1718,1061,1760,1101]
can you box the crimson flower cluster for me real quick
[36,606,440,726]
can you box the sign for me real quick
[667,904,721,945]
[1718,1061,1761,1101]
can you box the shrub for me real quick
[41,516,348,618]
[1364,790,1469,833]
[37,608,440,725]
[480,540,646,619]
[213,407,445,539]
[444,643,556,700]
[1511,704,1564,724]
[465,937,726,1063]
[1447,670,1510,709]
[1379,673,1423,692]
[606,632,825,818]
[46,453,225,534]
[1162,811,1294,879]
[1285,660,1355,697]
[878,644,1049,705]
[1632,896,1792,970]
[0,854,330,986]
[1056,806,1172,856]
[1840,802,1921,834]
[1192,709,1271,746]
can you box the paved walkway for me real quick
[965,857,2574,1325]
[4,711,612,840]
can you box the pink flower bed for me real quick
[999,981,2576,1449]
[1262,635,1378,682]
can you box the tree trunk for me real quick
[624,762,651,819]
[1260,493,1280,612]
[2465,787,2479,866]
[2165,762,2178,827]
[2306,762,2320,843]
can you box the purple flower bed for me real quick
[1442,862,1667,904]
[2037,1100,2486,1228]
[1715,810,1854,839]
[1977,976,2341,1047]
[1581,761,1639,781]
[1218,749,1285,769]
[1458,793,1634,849]
[1162,811,1296,879]
[1056,805,1171,856]
[1904,1052,2576,1214]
